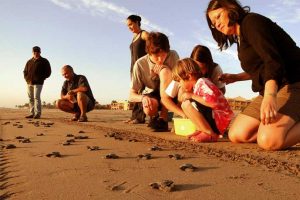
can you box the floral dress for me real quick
[193,78,234,135]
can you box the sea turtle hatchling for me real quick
[149,146,162,151]
[37,133,44,136]
[74,135,88,139]
[46,151,61,158]
[19,138,31,143]
[104,153,119,159]
[5,144,16,149]
[15,136,25,139]
[105,132,116,138]
[149,180,175,192]
[179,163,197,172]
[66,139,75,143]
[62,142,71,146]
[168,154,183,160]
[87,146,101,151]
[137,153,152,160]
[78,130,85,133]
[66,134,74,137]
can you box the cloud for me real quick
[267,0,300,24]
[50,0,72,10]
[49,0,173,35]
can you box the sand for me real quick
[0,108,299,200]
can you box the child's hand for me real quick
[182,92,193,101]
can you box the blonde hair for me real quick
[172,58,203,81]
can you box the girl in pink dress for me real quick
[173,58,234,142]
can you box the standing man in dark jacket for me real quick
[23,46,51,119]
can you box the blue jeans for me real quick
[27,84,43,116]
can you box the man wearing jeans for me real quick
[23,46,51,119]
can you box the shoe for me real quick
[71,113,80,121]
[33,115,41,119]
[25,114,34,118]
[123,119,133,123]
[188,131,218,143]
[78,116,88,122]
[147,115,159,127]
[151,118,169,132]
[129,119,145,124]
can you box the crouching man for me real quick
[56,65,95,122]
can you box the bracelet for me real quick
[266,93,277,97]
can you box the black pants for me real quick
[194,101,220,134]
[131,102,146,122]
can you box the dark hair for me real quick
[127,15,142,26]
[146,32,170,55]
[32,46,41,52]
[63,65,74,72]
[172,58,203,82]
[190,45,217,78]
[206,0,250,50]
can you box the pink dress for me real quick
[193,78,234,135]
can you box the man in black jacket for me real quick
[23,46,51,119]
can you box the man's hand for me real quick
[142,95,153,110]
[67,90,76,95]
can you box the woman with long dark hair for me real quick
[125,15,149,124]
[206,0,300,150]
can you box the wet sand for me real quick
[0,108,299,200]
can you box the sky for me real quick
[1,0,300,108]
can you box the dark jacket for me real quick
[239,13,300,94]
[23,56,51,85]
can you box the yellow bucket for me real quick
[173,118,196,136]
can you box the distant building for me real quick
[227,96,251,111]
[111,100,134,110]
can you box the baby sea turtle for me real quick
[179,163,197,172]
[114,136,123,140]
[87,146,101,151]
[105,131,119,138]
[37,133,44,136]
[78,130,85,133]
[104,153,119,159]
[137,153,152,160]
[0,138,3,141]
[66,139,75,143]
[62,142,71,146]
[129,139,138,142]
[46,151,61,158]
[149,146,162,151]
[66,134,74,137]
[19,138,31,143]
[17,125,23,128]
[168,154,183,160]
[74,135,88,139]
[15,136,25,139]
[2,121,10,125]
[5,144,16,149]
[149,180,175,192]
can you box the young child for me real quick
[172,58,234,142]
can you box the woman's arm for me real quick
[260,80,278,125]
[219,72,251,84]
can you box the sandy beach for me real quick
[0,108,299,200]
